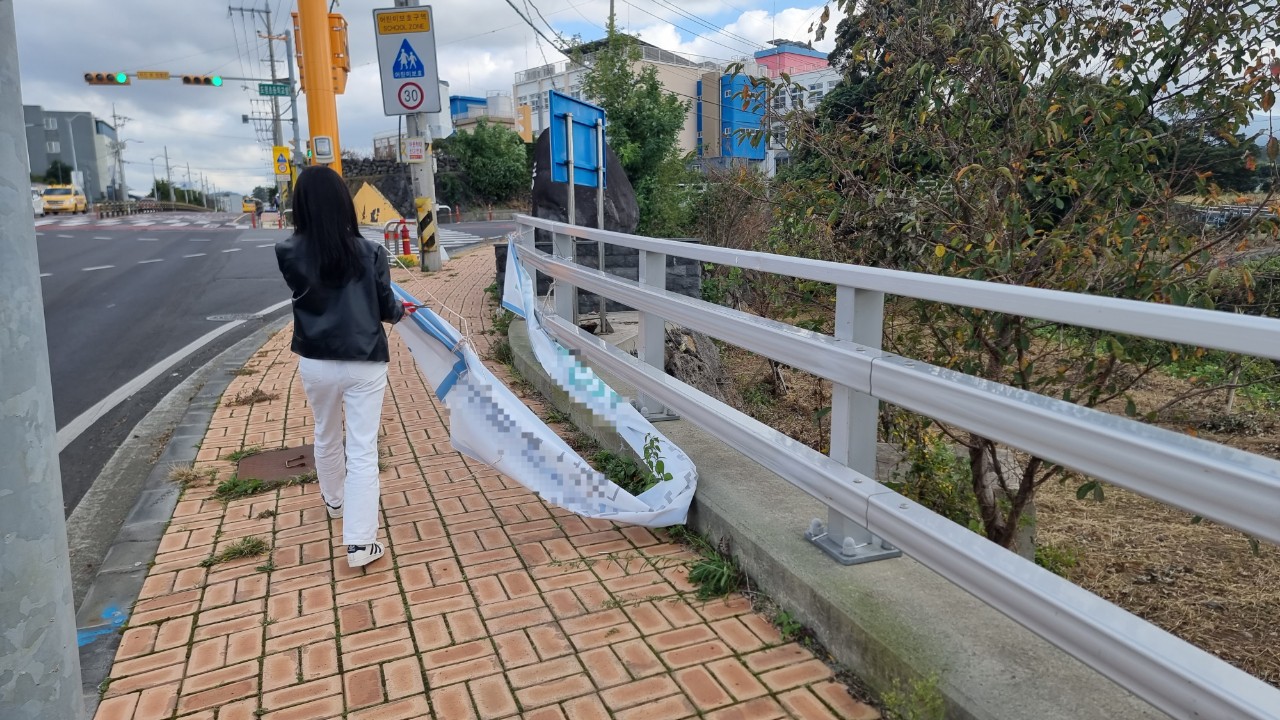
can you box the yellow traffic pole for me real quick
[297,0,342,175]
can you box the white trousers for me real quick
[298,357,388,546]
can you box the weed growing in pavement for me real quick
[224,388,279,407]
[231,367,259,376]
[214,471,315,502]
[255,559,276,573]
[544,408,570,424]
[224,446,264,462]
[687,554,742,600]
[256,509,277,520]
[199,536,270,568]
[397,254,418,268]
[882,673,946,720]
[168,464,215,488]
[215,476,265,500]
[775,610,803,641]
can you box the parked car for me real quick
[31,188,44,217]
[42,185,87,214]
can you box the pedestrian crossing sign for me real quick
[272,146,290,176]
[393,39,424,79]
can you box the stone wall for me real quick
[494,239,702,315]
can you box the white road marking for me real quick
[137,258,164,264]
[257,244,274,248]
[183,253,206,258]
[55,298,293,453]
[39,273,52,278]
[93,236,112,240]
[81,265,114,272]
[189,238,211,242]
[57,234,73,238]
[222,248,241,253]
[137,237,159,242]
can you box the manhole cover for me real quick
[238,445,316,482]
[208,313,259,322]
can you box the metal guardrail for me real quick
[511,214,1280,719]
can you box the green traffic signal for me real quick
[114,72,127,84]
[211,75,223,87]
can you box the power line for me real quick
[641,0,762,51]
[613,0,757,56]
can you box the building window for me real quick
[723,90,732,98]
[46,141,60,153]
[44,117,58,130]
[722,127,732,137]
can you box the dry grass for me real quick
[167,464,216,488]
[224,388,279,407]
[718,342,1280,687]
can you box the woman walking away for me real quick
[275,166,416,568]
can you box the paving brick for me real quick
[259,694,344,720]
[176,677,258,714]
[613,638,665,679]
[410,615,452,651]
[133,682,180,720]
[114,626,158,661]
[579,646,630,689]
[514,673,595,709]
[181,659,258,695]
[648,624,716,652]
[674,665,734,711]
[348,696,433,720]
[704,696,788,720]
[153,616,194,651]
[342,623,410,652]
[111,646,188,679]
[470,673,518,719]
[426,655,503,687]
[262,650,300,691]
[93,692,138,720]
[262,675,343,710]
[760,659,835,693]
[662,640,734,669]
[614,693,698,720]
[706,658,769,702]
[507,656,583,689]
[601,675,683,711]
[744,643,812,673]
[430,683,477,720]
[384,656,426,699]
[301,639,339,680]
[105,662,186,698]
[810,681,882,720]
[562,694,612,720]
[447,608,488,642]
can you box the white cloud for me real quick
[13,0,837,193]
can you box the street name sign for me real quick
[373,6,441,116]
[259,83,290,97]
[137,71,170,80]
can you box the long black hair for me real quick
[292,166,363,287]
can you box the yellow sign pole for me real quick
[416,196,440,271]
[297,0,342,175]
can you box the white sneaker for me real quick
[347,543,385,568]
[324,499,342,519]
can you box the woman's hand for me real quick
[402,301,419,315]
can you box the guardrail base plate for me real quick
[805,520,902,565]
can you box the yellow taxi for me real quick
[241,197,257,214]
[43,185,87,214]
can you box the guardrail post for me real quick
[551,229,577,323]
[806,286,901,565]
[635,249,678,421]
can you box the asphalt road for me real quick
[36,214,293,513]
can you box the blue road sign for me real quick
[393,39,425,79]
[548,90,605,188]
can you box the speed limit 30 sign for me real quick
[373,6,441,116]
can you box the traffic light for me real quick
[84,72,131,86]
[182,75,223,87]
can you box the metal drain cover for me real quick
[208,313,260,322]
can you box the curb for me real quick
[74,316,290,716]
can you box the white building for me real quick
[765,67,842,175]
[513,38,719,154]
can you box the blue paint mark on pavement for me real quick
[76,604,128,647]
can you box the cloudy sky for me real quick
[13,0,838,195]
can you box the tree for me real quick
[437,120,529,207]
[744,0,1280,548]
[579,19,693,235]
[250,186,273,203]
[44,160,73,184]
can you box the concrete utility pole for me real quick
[0,4,86,719]
[284,29,304,181]
[111,106,130,200]
[297,0,342,174]
[394,0,442,272]
[163,145,175,202]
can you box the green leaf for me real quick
[1190,515,1203,524]
[1124,398,1137,417]
[1075,481,1097,500]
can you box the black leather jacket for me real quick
[275,235,405,362]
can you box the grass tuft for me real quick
[168,464,215,488]
[224,446,264,462]
[199,536,270,568]
[224,388,279,407]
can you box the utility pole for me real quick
[393,0,442,271]
[283,28,304,181]
[297,0,342,174]
[163,145,175,203]
[0,4,85,719]
[186,162,192,204]
[111,105,130,200]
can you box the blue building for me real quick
[696,73,767,169]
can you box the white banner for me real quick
[390,245,696,527]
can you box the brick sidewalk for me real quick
[92,249,879,720]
